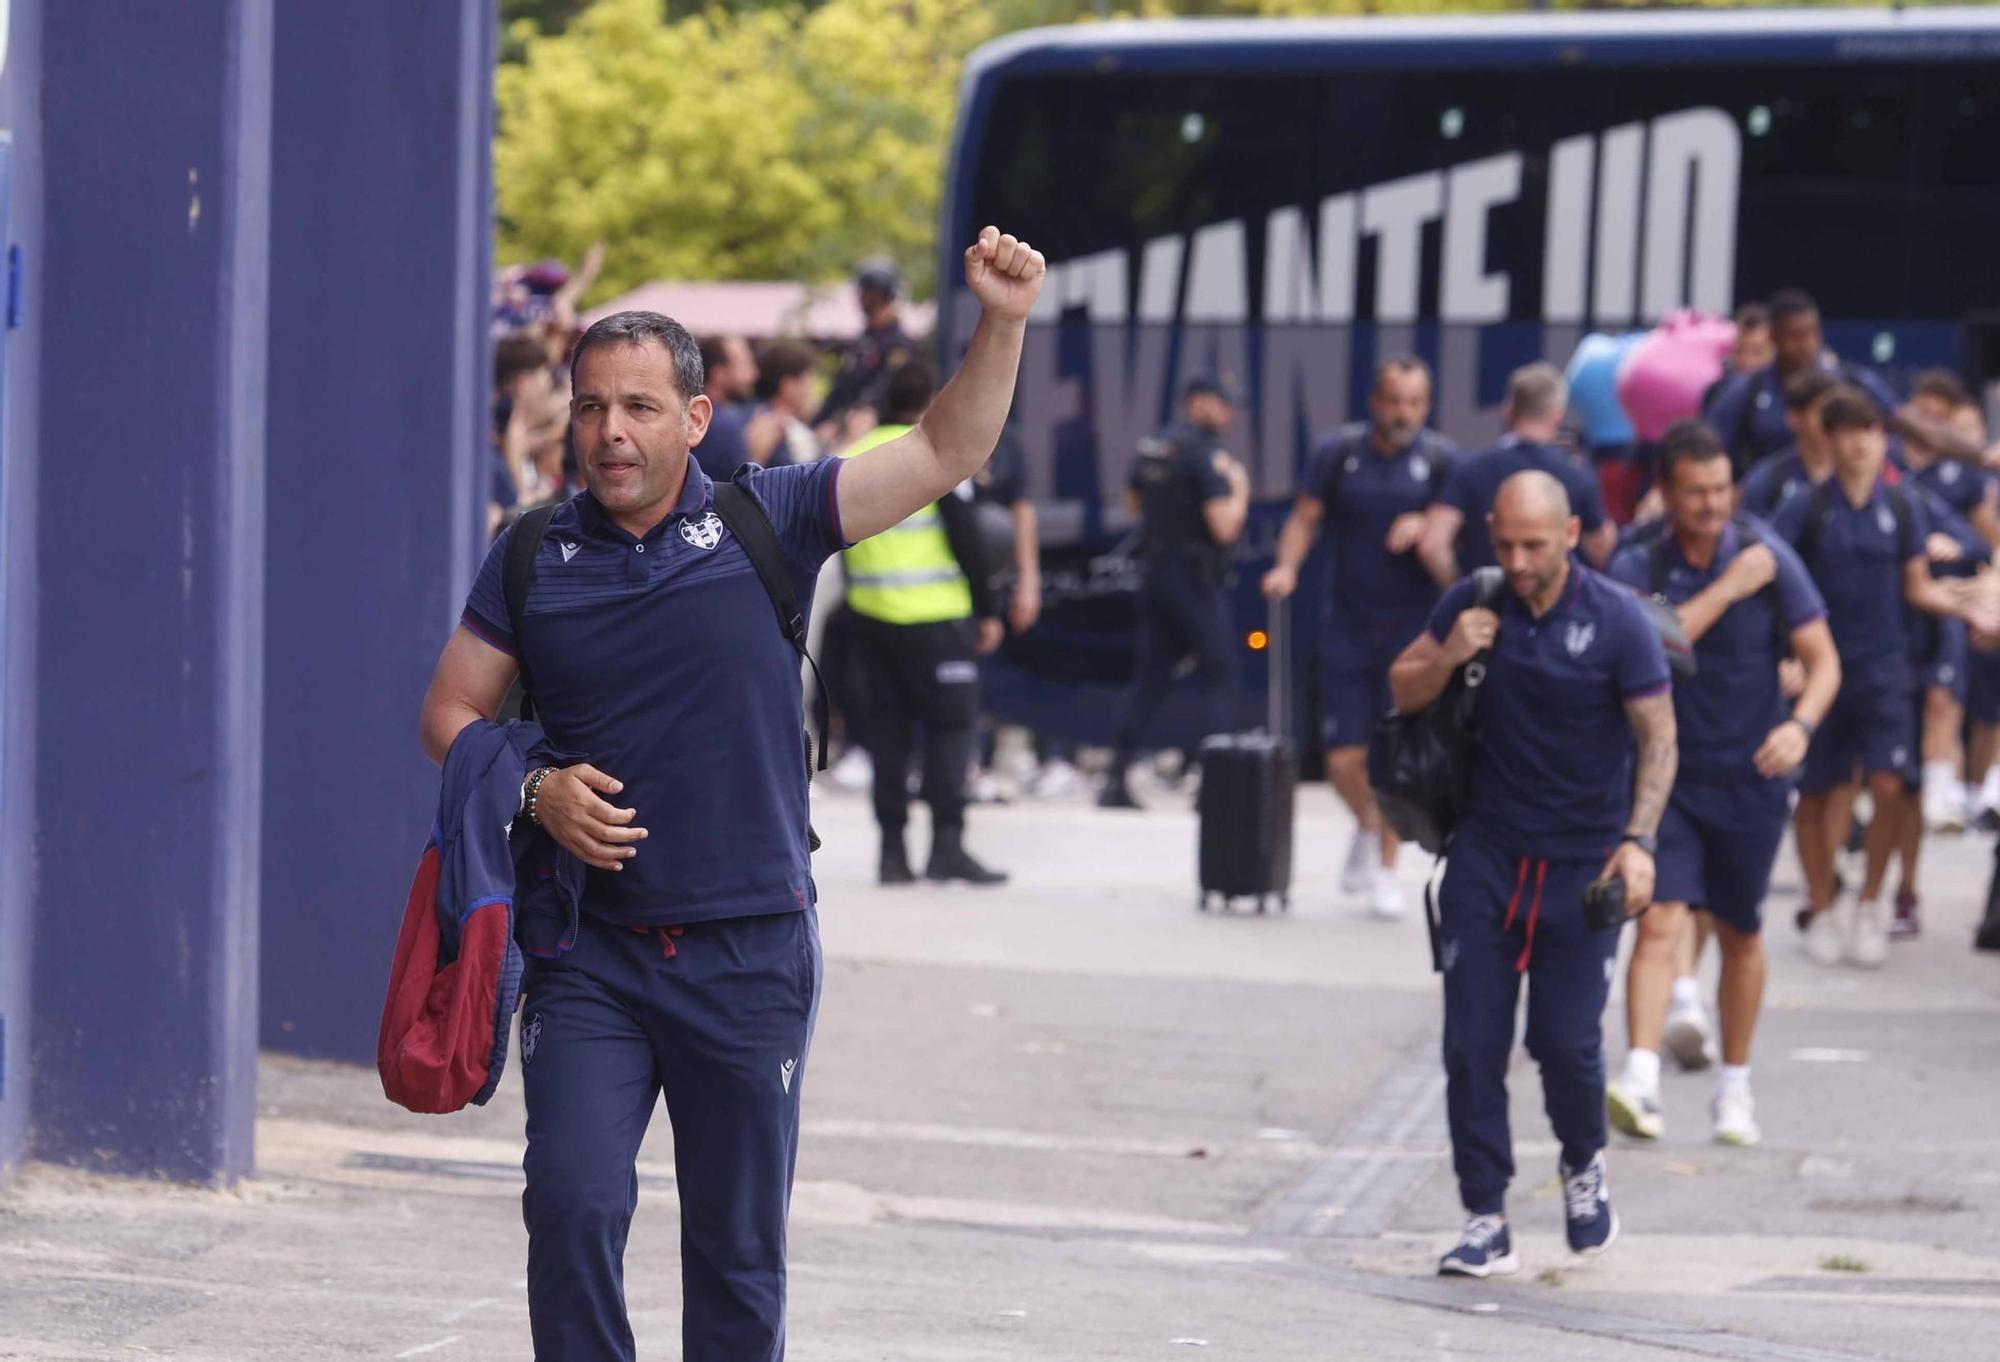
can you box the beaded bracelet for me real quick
[522,766,558,825]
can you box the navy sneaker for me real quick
[1561,1152,1619,1256]
[1438,1214,1520,1278]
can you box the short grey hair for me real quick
[570,311,705,404]
[1505,361,1568,425]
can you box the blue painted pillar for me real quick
[28,0,271,1183]
[0,0,47,1180]
[258,1,491,1061]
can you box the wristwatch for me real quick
[1789,713,1818,737]
[1620,832,1659,856]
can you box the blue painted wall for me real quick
[0,0,493,1183]
[26,0,272,1183]
[259,3,490,1062]
[0,0,46,1181]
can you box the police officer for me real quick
[841,359,1009,886]
[1389,470,1676,1279]
[418,226,1045,1359]
[814,257,916,440]
[1416,362,1616,585]
[1098,377,1251,810]
[1604,421,1839,1149]
[1261,356,1456,917]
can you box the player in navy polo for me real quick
[1603,422,1839,1149]
[1705,288,1979,475]
[1769,387,1998,973]
[1734,368,1839,520]
[418,226,1047,1362]
[1261,355,1456,918]
[1390,471,1676,1279]
[1417,361,1616,586]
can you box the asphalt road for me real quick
[4,769,1998,1360]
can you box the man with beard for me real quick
[1390,470,1676,1278]
[1261,356,1456,918]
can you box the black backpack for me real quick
[1366,567,1503,859]
[500,483,831,847]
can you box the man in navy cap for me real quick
[1099,375,1250,809]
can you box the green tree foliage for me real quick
[496,0,1882,302]
[496,0,991,303]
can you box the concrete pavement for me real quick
[4,768,1998,1360]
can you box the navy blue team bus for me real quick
[933,9,2000,751]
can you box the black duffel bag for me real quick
[1367,567,1503,860]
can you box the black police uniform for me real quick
[1106,421,1237,792]
[813,320,915,429]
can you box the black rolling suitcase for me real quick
[1196,602,1295,913]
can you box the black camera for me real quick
[1583,874,1627,932]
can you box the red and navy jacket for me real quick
[377,719,583,1114]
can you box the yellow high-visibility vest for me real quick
[838,424,973,625]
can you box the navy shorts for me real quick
[1799,668,1916,794]
[1970,648,2000,727]
[1654,774,1790,934]
[1318,624,1420,752]
[1921,618,1969,704]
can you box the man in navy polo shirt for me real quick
[1261,355,1456,918]
[1770,387,1996,971]
[418,226,1046,1361]
[1417,362,1616,585]
[1390,470,1676,1279]
[1705,288,1977,476]
[1604,422,1839,1149]
[1735,368,1838,521]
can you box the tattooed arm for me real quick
[1601,689,1677,914]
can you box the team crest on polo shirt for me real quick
[1564,621,1596,658]
[1410,454,1431,482]
[682,511,724,550]
[1875,505,1896,535]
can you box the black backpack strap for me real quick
[502,504,560,721]
[1796,478,1835,572]
[1319,426,1367,507]
[1884,483,1918,563]
[1648,537,1671,599]
[1732,513,1793,659]
[711,481,831,773]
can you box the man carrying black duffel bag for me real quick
[1386,470,1677,1280]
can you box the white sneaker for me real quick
[1848,897,1890,968]
[830,748,873,792]
[1606,1076,1664,1141]
[1713,1085,1761,1147]
[1341,828,1381,896]
[1804,899,1850,967]
[1028,758,1082,799]
[1368,866,1405,920]
[1664,1001,1718,1072]
[1923,775,1966,833]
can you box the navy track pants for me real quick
[520,907,822,1361]
[1437,830,1620,1217]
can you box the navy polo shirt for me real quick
[692,403,752,480]
[461,458,848,928]
[1912,457,1997,521]
[1303,423,1456,655]
[1770,474,1927,686]
[1736,448,1817,521]
[1608,523,1824,781]
[1707,359,1901,465]
[1427,565,1670,859]
[1436,437,1607,573]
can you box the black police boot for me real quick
[879,832,916,886]
[925,828,1008,886]
[1097,766,1142,811]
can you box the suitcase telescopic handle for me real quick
[1266,594,1290,741]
